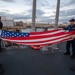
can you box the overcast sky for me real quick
[0,0,75,23]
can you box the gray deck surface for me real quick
[0,42,75,75]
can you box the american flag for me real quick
[1,29,74,46]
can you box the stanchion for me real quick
[40,46,50,54]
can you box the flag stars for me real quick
[7,32,9,33]
[15,35,17,36]
[10,34,12,35]
[26,34,28,35]
[5,32,7,34]
[12,33,14,34]
[1,30,29,38]
[22,34,24,35]
[19,35,22,37]
[3,31,4,33]
[17,33,19,35]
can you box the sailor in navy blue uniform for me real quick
[64,19,75,59]
[0,16,3,51]
[0,16,4,74]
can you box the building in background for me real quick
[1,16,14,27]
[15,21,23,26]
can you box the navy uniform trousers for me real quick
[66,39,75,55]
[0,39,2,51]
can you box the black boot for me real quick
[70,67,75,71]
[71,54,75,59]
[0,48,2,52]
[64,52,70,55]
[0,64,4,74]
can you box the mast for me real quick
[31,0,36,31]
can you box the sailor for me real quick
[0,16,4,74]
[64,19,75,59]
[0,16,3,51]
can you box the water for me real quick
[21,28,32,33]
[21,28,54,33]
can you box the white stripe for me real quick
[1,33,71,42]
[30,30,65,37]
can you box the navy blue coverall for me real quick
[65,24,75,55]
[0,20,3,51]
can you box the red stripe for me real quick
[30,29,61,35]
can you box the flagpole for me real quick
[55,0,60,28]
[31,0,36,31]
[51,0,60,50]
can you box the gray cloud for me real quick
[3,9,10,12]
[24,0,32,6]
[0,0,75,23]
[1,0,14,2]
[12,14,31,20]
[0,9,32,20]
[37,0,50,7]
[36,9,45,17]
[37,0,57,10]
[60,0,75,8]
[60,9,75,18]
[27,9,45,17]
[0,11,7,15]
[38,18,55,23]
[67,0,75,5]
[57,8,75,23]
[0,6,6,8]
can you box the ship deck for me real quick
[0,42,75,75]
